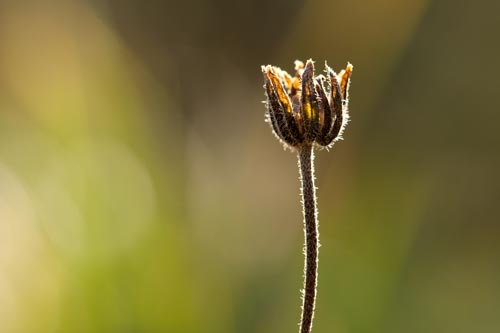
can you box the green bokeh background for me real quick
[0,1,499,332]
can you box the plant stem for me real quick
[298,144,319,333]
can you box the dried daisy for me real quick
[261,59,353,333]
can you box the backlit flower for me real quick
[261,59,353,149]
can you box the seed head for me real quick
[261,59,353,149]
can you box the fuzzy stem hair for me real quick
[298,144,319,333]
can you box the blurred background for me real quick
[0,0,499,332]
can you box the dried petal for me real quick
[300,60,319,141]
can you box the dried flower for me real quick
[260,59,353,333]
[262,59,352,149]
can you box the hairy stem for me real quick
[298,144,319,333]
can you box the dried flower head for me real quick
[261,59,353,149]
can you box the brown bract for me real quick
[262,59,353,149]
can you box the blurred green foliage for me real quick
[0,1,499,332]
